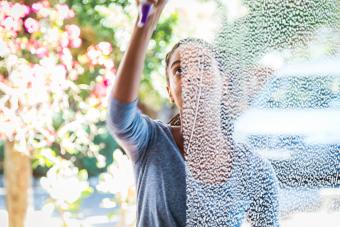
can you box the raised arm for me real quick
[110,0,167,103]
[106,0,168,162]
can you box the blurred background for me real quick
[0,0,339,226]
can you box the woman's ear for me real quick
[166,85,175,103]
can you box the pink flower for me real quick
[86,43,114,67]
[11,3,30,18]
[0,2,11,17]
[32,1,50,18]
[60,35,69,48]
[96,42,112,55]
[93,82,108,98]
[69,38,82,48]
[65,24,82,48]
[56,4,75,19]
[24,18,39,33]
[86,46,101,65]
[1,16,20,33]
[65,24,80,39]
[103,78,111,88]
[31,2,43,13]
[36,47,49,58]
[1,16,13,28]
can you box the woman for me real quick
[106,0,280,226]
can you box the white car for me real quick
[233,58,340,187]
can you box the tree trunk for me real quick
[4,140,32,227]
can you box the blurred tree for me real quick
[0,1,112,225]
[0,1,179,226]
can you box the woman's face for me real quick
[166,47,183,110]
[166,44,222,112]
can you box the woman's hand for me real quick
[135,0,168,31]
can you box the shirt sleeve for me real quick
[247,159,280,227]
[106,96,155,163]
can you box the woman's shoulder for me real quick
[140,115,173,139]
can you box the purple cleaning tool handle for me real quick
[141,4,152,24]
[138,3,153,27]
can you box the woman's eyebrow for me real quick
[171,60,181,69]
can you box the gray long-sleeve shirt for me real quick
[106,97,280,227]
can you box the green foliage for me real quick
[62,0,120,42]
[73,132,120,176]
[147,13,179,76]
[141,13,179,110]
[64,0,178,109]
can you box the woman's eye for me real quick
[175,67,182,76]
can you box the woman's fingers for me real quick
[136,0,158,5]
[148,0,158,5]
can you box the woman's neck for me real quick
[171,126,185,157]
